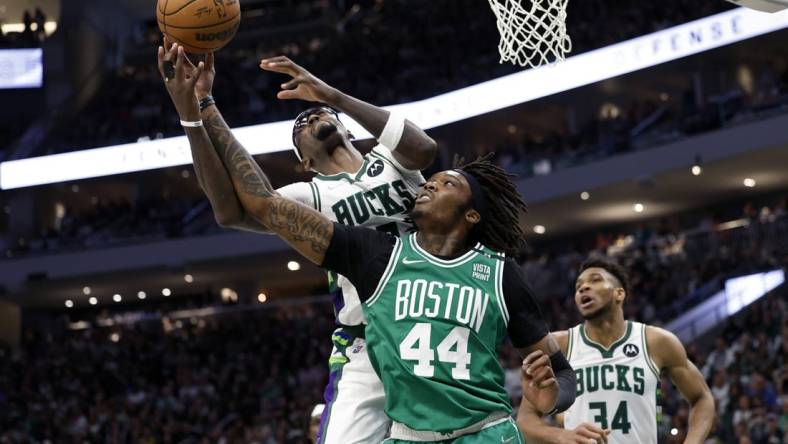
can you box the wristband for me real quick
[180,119,203,127]
[199,95,216,111]
[378,112,405,149]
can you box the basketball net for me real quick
[488,0,572,68]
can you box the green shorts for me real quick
[383,418,525,444]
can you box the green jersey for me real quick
[323,225,551,434]
[364,234,510,432]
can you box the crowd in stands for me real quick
[35,0,736,155]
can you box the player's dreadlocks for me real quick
[454,153,528,257]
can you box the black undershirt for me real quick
[322,223,549,349]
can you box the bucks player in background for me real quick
[157,42,436,443]
[517,258,715,444]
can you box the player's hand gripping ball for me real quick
[156,0,241,54]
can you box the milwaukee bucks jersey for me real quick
[563,321,661,444]
[362,234,512,432]
[278,145,424,326]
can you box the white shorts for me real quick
[317,327,390,444]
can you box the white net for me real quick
[488,0,572,68]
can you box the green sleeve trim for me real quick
[309,182,322,212]
[308,182,319,211]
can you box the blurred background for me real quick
[0,0,786,442]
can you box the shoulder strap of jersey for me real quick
[639,322,662,378]
[493,252,509,324]
[566,326,577,361]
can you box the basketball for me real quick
[156,0,241,54]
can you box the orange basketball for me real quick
[156,0,241,54]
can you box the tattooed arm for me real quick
[188,52,269,233]
[203,110,334,264]
[198,104,274,233]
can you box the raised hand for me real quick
[555,423,611,444]
[157,40,204,121]
[259,55,339,103]
[195,52,215,100]
[521,350,559,414]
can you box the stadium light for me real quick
[258,293,268,303]
[162,288,172,297]
[82,286,91,295]
[137,291,146,299]
[65,300,74,308]
[633,203,645,213]
[3,8,788,189]
[287,261,301,271]
[743,178,756,187]
[89,297,97,305]
[113,294,122,302]
[184,274,194,283]
[533,225,546,234]
[580,191,590,201]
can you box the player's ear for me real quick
[615,287,626,302]
[465,209,481,226]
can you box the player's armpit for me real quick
[647,327,715,443]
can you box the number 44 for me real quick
[399,323,472,380]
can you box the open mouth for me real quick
[580,294,593,308]
[415,190,433,204]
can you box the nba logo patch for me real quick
[367,159,384,177]
[623,343,639,357]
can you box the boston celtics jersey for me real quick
[278,145,424,326]
[362,234,512,432]
[564,321,661,444]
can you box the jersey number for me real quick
[399,323,471,380]
[589,401,631,434]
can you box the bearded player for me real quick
[157,42,436,443]
[159,45,577,441]
[517,258,715,444]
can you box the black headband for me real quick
[455,169,488,221]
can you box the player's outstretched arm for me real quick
[159,40,269,233]
[160,43,332,264]
[184,49,270,233]
[647,327,715,444]
[260,56,437,170]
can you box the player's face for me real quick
[293,108,349,163]
[411,170,477,227]
[574,267,622,320]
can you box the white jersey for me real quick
[277,145,424,326]
[563,321,661,444]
